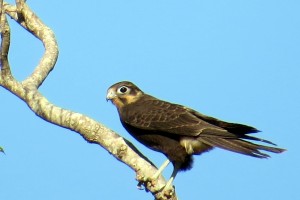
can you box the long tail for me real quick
[198,130,285,158]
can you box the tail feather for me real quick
[198,134,285,158]
[200,137,269,158]
[241,135,277,146]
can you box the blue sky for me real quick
[1,1,299,199]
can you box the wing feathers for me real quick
[187,108,260,134]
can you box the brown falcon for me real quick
[106,81,285,189]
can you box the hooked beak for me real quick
[106,88,117,102]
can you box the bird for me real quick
[106,81,285,191]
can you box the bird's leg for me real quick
[163,164,179,191]
[152,159,171,180]
[137,160,170,191]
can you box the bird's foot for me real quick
[136,172,157,192]
[138,175,165,193]
[144,175,159,190]
[161,179,175,195]
[156,185,176,200]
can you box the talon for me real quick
[136,182,144,190]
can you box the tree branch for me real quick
[0,1,178,199]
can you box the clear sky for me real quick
[1,1,299,199]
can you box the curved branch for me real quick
[4,2,58,88]
[0,1,178,200]
[0,1,11,76]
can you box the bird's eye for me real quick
[117,86,129,94]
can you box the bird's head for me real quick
[106,81,144,108]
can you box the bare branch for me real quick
[0,1,178,199]
[0,1,11,76]
[4,2,58,88]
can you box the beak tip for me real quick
[106,90,115,102]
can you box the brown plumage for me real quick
[106,81,285,189]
